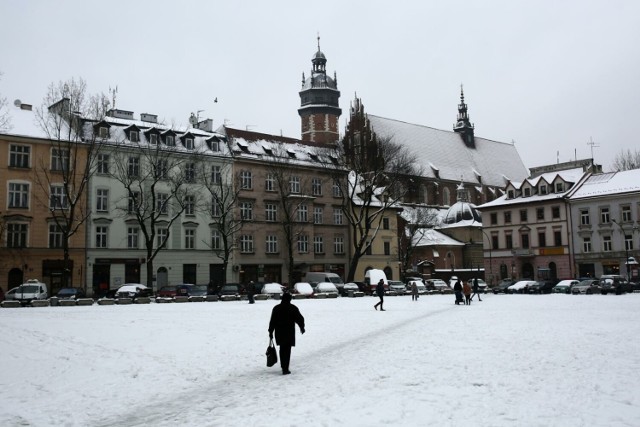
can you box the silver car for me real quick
[571,279,600,294]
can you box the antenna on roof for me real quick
[587,137,599,160]
[109,85,118,109]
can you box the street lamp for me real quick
[612,219,639,281]
[481,229,493,285]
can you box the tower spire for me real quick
[453,84,475,147]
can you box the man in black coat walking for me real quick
[268,293,305,375]
[373,279,385,311]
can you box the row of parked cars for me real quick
[491,275,640,295]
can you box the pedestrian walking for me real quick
[268,292,305,375]
[454,279,463,305]
[470,277,482,302]
[247,280,255,304]
[411,281,419,301]
[373,279,386,311]
[463,281,472,305]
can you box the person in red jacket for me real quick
[268,293,305,375]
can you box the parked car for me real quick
[551,279,577,294]
[631,281,640,292]
[189,285,208,300]
[55,287,86,300]
[407,280,428,295]
[157,285,178,298]
[175,284,195,297]
[115,284,152,300]
[292,282,314,297]
[4,287,19,301]
[0,287,4,302]
[388,280,406,294]
[530,280,559,294]
[425,279,450,293]
[493,279,516,294]
[507,280,537,294]
[467,278,488,293]
[599,275,632,295]
[261,283,285,297]
[571,279,601,295]
[342,282,361,295]
[218,283,241,297]
[315,281,339,295]
[14,280,49,305]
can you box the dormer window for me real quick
[149,134,158,145]
[165,135,175,146]
[287,149,296,159]
[523,187,531,197]
[263,146,273,156]
[539,185,547,195]
[99,127,109,139]
[129,130,139,143]
[184,138,194,150]
[555,182,564,193]
[207,137,220,152]
[507,189,515,199]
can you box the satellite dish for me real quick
[14,99,22,107]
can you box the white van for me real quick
[364,269,388,295]
[14,279,48,305]
[303,272,345,294]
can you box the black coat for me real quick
[269,301,305,347]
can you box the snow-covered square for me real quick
[1,293,639,426]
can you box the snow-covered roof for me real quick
[568,170,640,200]
[366,115,528,187]
[411,228,465,247]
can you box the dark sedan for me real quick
[493,279,516,294]
[56,287,86,299]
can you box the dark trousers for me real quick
[470,291,482,301]
[465,295,471,305]
[374,295,384,310]
[279,345,292,373]
[248,293,255,303]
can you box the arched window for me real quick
[443,187,451,206]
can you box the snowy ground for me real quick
[1,293,639,427]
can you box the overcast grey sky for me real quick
[2,0,639,171]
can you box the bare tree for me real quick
[611,149,640,171]
[200,159,242,287]
[318,134,418,282]
[397,206,440,278]
[109,141,200,289]
[33,77,110,287]
[0,71,10,132]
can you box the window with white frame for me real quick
[211,195,221,217]
[582,237,591,253]
[332,180,341,197]
[240,235,254,253]
[208,139,220,152]
[128,156,140,177]
[97,154,110,174]
[8,182,29,208]
[622,205,632,222]
[580,209,590,225]
[49,185,68,209]
[155,159,168,179]
[334,236,345,254]
[290,176,301,194]
[184,195,195,216]
[98,127,109,139]
[156,228,168,249]
[265,174,275,191]
[297,203,308,222]
[314,206,323,224]
[184,229,195,249]
[625,234,634,251]
[184,137,194,150]
[165,135,175,146]
[313,236,324,254]
[185,162,196,182]
[96,188,109,212]
[602,235,612,252]
[211,165,222,184]
[266,235,278,253]
[155,192,168,215]
[265,203,277,221]
[7,223,28,247]
[240,171,252,189]
[297,234,308,253]
[95,226,108,248]
[600,207,610,224]
[240,202,253,220]
[210,230,221,250]
[149,134,158,145]
[51,148,70,171]
[9,144,30,168]
[48,224,64,248]
[127,227,139,249]
[128,191,140,214]
[312,178,322,196]
[333,208,343,225]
